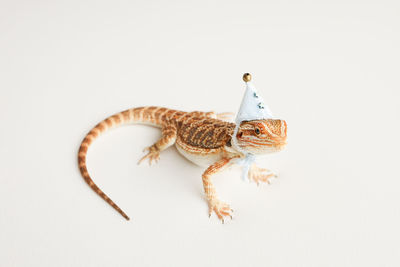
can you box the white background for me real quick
[1,0,399,266]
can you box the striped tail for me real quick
[78,106,171,220]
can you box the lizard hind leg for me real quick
[205,111,235,122]
[138,124,177,165]
[216,112,234,121]
[138,145,161,165]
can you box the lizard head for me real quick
[235,119,287,155]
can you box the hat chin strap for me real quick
[232,123,256,182]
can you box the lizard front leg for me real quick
[138,124,177,165]
[202,157,236,223]
[248,164,277,185]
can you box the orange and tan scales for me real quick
[78,104,287,222]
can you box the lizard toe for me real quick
[138,146,160,165]
[208,200,233,223]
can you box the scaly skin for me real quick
[78,106,287,222]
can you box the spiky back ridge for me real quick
[78,106,235,220]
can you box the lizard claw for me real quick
[208,200,233,223]
[248,165,277,185]
[138,146,160,165]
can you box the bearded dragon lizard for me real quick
[78,73,287,222]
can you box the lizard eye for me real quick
[255,128,261,135]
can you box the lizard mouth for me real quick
[272,140,287,151]
[278,140,288,146]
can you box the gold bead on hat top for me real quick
[242,73,252,82]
